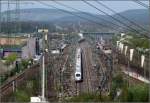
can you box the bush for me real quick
[21,59,29,69]
[66,93,111,102]
[67,93,96,102]
[14,90,30,102]
[120,84,149,102]
[113,73,124,88]
[127,84,149,102]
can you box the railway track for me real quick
[0,64,40,101]
[75,82,82,95]
[83,47,92,92]
[58,45,78,98]
[56,40,101,99]
[90,42,111,93]
[59,40,112,98]
[77,41,98,94]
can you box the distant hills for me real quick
[1,8,149,25]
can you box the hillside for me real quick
[1,8,149,25]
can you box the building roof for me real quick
[3,47,22,52]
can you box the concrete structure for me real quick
[30,97,42,102]
[0,36,38,59]
[3,48,21,58]
[83,32,115,41]
[0,37,27,45]
[21,38,36,59]
[0,47,22,58]
[51,49,60,54]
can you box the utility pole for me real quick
[42,52,45,100]
[30,29,48,103]
[0,0,1,33]
[148,0,150,102]
[41,29,48,101]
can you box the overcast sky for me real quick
[1,1,149,15]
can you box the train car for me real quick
[33,54,42,63]
[78,38,85,43]
[96,41,112,54]
[78,33,85,43]
[75,48,83,82]
[102,46,112,54]
[60,43,67,53]
[61,44,67,50]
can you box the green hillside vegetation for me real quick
[8,77,40,102]
[114,33,150,54]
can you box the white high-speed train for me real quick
[75,48,83,82]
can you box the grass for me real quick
[65,93,111,102]
[8,77,40,102]
[13,89,30,102]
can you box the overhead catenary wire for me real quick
[36,1,116,30]
[7,0,11,45]
[132,0,149,9]
[82,0,149,38]
[96,0,150,34]
[52,0,125,30]
[15,0,21,33]
[37,0,149,38]
[82,0,138,32]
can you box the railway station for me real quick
[0,0,149,102]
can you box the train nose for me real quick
[75,73,81,81]
[76,77,81,80]
[75,77,81,81]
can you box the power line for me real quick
[15,0,21,33]
[96,0,150,34]
[36,1,116,30]
[132,0,149,9]
[7,0,11,45]
[82,0,149,38]
[82,0,136,31]
[52,0,124,30]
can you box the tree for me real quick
[5,53,17,65]
[110,73,126,100]
[21,59,29,69]
[113,73,124,88]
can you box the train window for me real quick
[77,55,80,58]
[76,74,80,77]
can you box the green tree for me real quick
[113,73,124,88]
[110,73,126,100]
[5,53,17,65]
[21,59,29,69]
